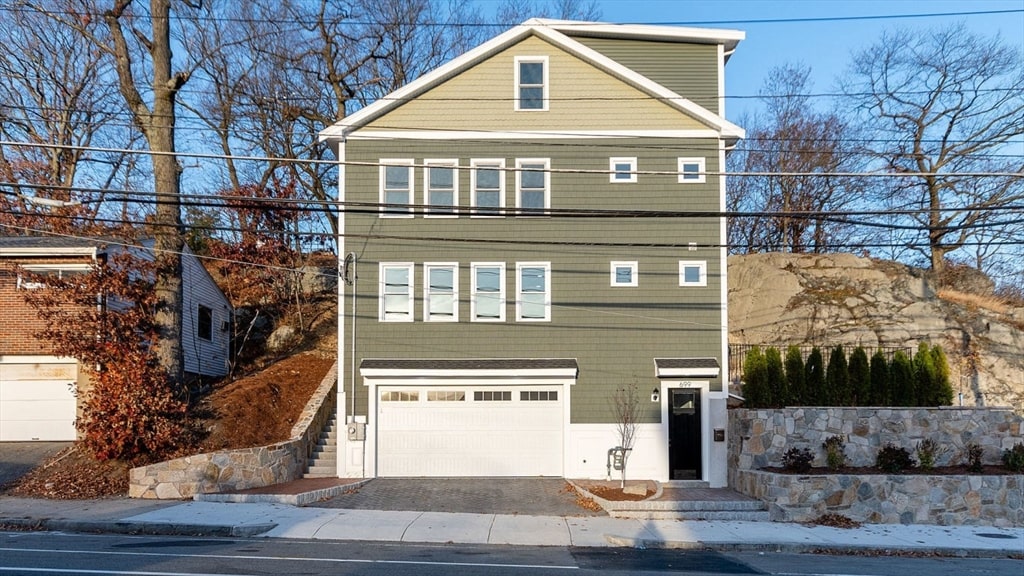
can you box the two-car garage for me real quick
[0,357,78,441]
[361,358,577,478]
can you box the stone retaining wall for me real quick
[129,361,338,499]
[728,407,1024,526]
[734,469,1023,527]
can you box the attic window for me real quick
[515,56,548,111]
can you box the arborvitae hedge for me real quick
[913,342,935,407]
[890,350,916,406]
[742,346,771,407]
[740,343,952,408]
[914,343,953,406]
[930,345,954,406]
[764,346,787,406]
[785,345,806,405]
[826,346,849,405]
[848,347,871,406]
[805,347,825,405]
[869,349,890,405]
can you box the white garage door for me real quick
[0,360,78,441]
[377,385,563,477]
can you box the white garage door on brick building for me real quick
[0,357,78,441]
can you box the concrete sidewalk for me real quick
[1,496,1021,557]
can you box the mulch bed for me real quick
[571,479,656,501]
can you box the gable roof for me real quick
[320,19,744,142]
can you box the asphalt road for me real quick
[0,442,70,488]
[1,531,1021,576]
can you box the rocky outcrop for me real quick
[729,253,1024,412]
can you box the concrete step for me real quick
[304,412,339,477]
[610,509,771,521]
[662,480,711,489]
[608,499,767,512]
[304,465,337,477]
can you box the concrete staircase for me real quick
[303,410,339,478]
[579,480,771,521]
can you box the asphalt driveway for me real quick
[0,442,71,489]
[310,477,606,516]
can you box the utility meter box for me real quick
[346,422,365,441]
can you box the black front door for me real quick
[668,388,701,480]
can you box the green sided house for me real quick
[319,19,744,485]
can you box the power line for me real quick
[1,4,1020,27]
[3,140,1021,178]
[6,182,1024,220]
[4,211,1022,252]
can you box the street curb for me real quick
[603,534,1024,559]
[0,517,277,538]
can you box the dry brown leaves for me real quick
[3,352,334,500]
[807,513,863,529]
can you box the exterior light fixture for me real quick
[651,388,660,402]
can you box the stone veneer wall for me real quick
[734,469,1022,526]
[129,361,338,499]
[728,407,1024,526]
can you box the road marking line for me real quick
[0,565,253,569]
[0,547,578,571]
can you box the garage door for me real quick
[377,385,563,477]
[0,360,78,441]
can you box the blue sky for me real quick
[593,0,1024,121]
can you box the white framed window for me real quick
[677,157,706,183]
[514,56,548,111]
[679,260,707,287]
[516,158,549,215]
[474,390,512,401]
[381,390,419,402]
[516,262,550,322]
[521,390,558,401]
[379,263,414,321]
[380,159,414,217]
[423,262,458,322]
[16,264,91,289]
[470,262,505,322]
[610,261,638,287]
[470,159,505,217]
[609,157,637,183]
[428,390,466,402]
[424,159,457,217]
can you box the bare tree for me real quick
[611,381,639,488]
[843,24,1024,275]
[0,3,138,229]
[728,64,863,254]
[496,0,601,25]
[184,0,488,243]
[29,0,205,386]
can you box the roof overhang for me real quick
[360,358,579,379]
[0,246,98,258]
[654,357,721,378]
[527,18,745,52]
